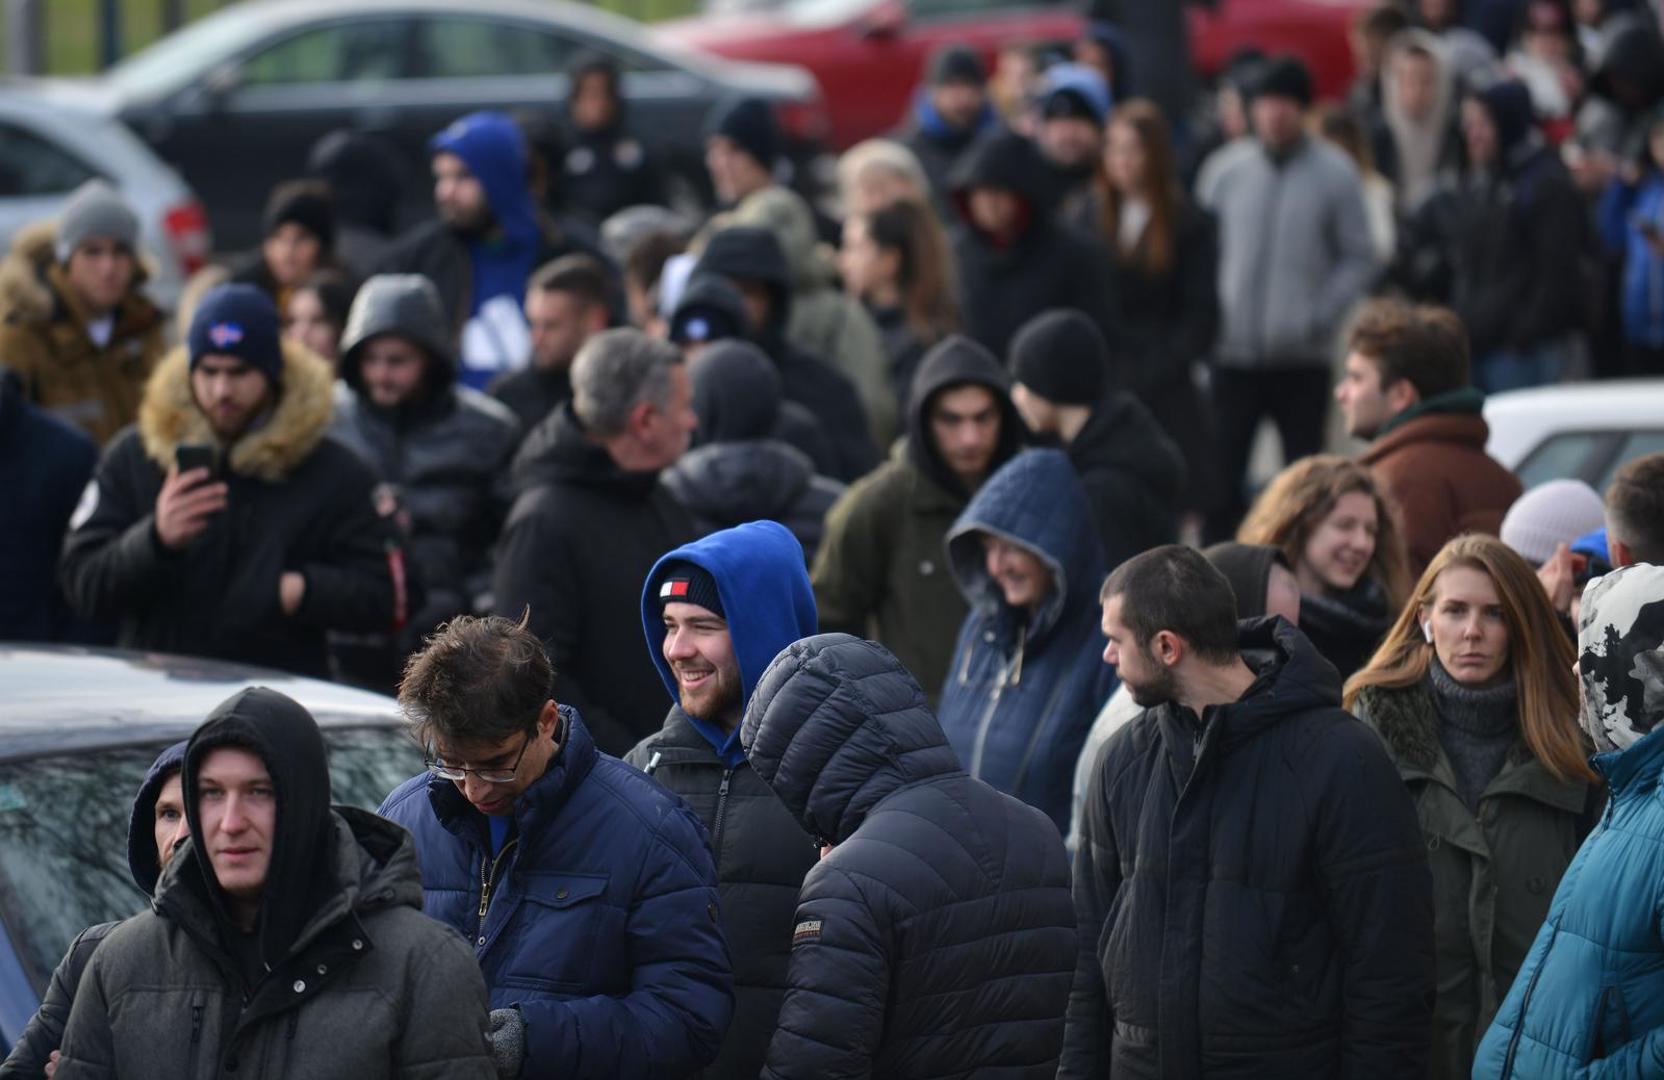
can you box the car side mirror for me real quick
[858,1,906,41]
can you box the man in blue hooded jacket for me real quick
[377,110,610,389]
[625,520,820,1080]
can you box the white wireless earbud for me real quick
[1421,621,1434,644]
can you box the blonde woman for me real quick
[1346,534,1601,1080]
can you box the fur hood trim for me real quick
[1358,680,1529,773]
[139,339,335,482]
[0,220,154,325]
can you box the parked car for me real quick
[54,0,826,250]
[1485,379,1664,491]
[0,81,209,314]
[655,0,1370,150]
[0,645,423,1054]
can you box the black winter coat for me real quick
[949,132,1114,359]
[662,442,843,563]
[1061,617,1435,1079]
[58,343,395,678]
[743,634,1078,1079]
[626,708,819,1080]
[1067,392,1185,571]
[493,402,696,754]
[488,365,571,438]
[0,922,113,1079]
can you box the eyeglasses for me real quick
[425,733,532,784]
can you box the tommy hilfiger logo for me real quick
[792,919,822,946]
[208,322,244,349]
[659,579,691,600]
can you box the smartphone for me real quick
[174,442,216,478]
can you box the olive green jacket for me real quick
[1354,682,1602,1080]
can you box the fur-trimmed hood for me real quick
[0,220,154,328]
[138,339,335,482]
[1356,679,1528,775]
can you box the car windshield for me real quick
[103,8,268,97]
[0,727,423,992]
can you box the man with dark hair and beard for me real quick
[377,110,613,389]
[1061,544,1433,1079]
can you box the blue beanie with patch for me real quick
[187,283,284,386]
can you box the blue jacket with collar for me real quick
[377,706,733,1079]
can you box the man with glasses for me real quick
[378,613,733,1080]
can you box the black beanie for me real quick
[188,284,285,387]
[1201,542,1288,621]
[1009,309,1109,405]
[263,181,336,251]
[928,44,986,87]
[653,560,724,618]
[706,97,779,170]
[1250,55,1314,107]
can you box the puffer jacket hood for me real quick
[181,688,337,978]
[510,400,661,497]
[950,130,1052,224]
[904,334,1023,496]
[642,520,817,722]
[428,111,542,251]
[1228,615,1346,730]
[138,339,334,483]
[743,633,964,845]
[727,187,832,293]
[338,273,455,392]
[126,740,188,896]
[947,448,1105,645]
[695,226,793,339]
[690,338,779,444]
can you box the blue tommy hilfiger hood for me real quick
[641,521,817,765]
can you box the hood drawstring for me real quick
[961,622,1027,692]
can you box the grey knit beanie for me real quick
[1500,478,1607,566]
[55,180,140,263]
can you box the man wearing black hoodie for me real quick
[812,335,1023,702]
[559,53,666,227]
[1009,309,1185,571]
[493,328,698,755]
[694,225,876,482]
[0,742,187,1079]
[949,129,1114,358]
[54,688,496,1079]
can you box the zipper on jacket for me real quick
[1500,922,1560,1077]
[968,625,1025,778]
[187,1002,204,1076]
[476,837,520,944]
[711,769,734,873]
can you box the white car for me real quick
[0,82,210,314]
[1484,379,1664,491]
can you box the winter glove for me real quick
[488,1006,525,1080]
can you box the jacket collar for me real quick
[138,340,335,482]
[1373,386,1485,439]
[1596,724,1664,800]
[426,705,599,845]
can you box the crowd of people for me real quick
[6,0,1664,1077]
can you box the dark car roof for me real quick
[0,645,404,764]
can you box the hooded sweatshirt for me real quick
[811,335,1024,701]
[939,448,1115,833]
[1379,30,1462,212]
[663,341,845,559]
[1067,392,1186,570]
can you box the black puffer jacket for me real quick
[1067,392,1185,571]
[663,341,844,561]
[1061,617,1434,1079]
[331,275,519,634]
[949,132,1113,359]
[744,634,1077,1079]
[493,402,696,754]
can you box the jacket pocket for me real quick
[1586,984,1632,1062]
[497,872,612,994]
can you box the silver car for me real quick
[0,82,210,314]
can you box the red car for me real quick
[657,0,1370,151]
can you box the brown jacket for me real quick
[1360,409,1522,575]
[0,222,165,445]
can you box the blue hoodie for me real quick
[429,111,542,384]
[640,521,817,767]
[127,740,189,895]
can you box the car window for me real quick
[417,17,577,78]
[241,20,407,86]
[1597,431,1664,491]
[1515,431,1606,488]
[0,122,96,197]
[0,727,422,992]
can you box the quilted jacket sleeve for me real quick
[1058,743,1123,1080]
[0,925,109,1079]
[763,861,891,1080]
[58,437,177,623]
[394,920,496,1080]
[516,803,732,1079]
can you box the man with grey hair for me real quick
[492,328,698,753]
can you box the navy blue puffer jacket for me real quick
[743,633,1077,1078]
[939,448,1115,834]
[378,707,733,1079]
[1060,617,1434,1079]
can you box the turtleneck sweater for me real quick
[1428,658,1519,813]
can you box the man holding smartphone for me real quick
[60,283,397,677]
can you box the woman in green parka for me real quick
[1344,533,1602,1080]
